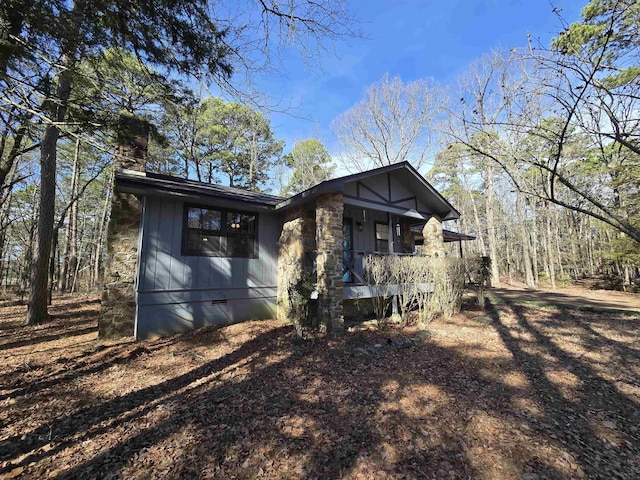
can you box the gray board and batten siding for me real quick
[121,172,283,339]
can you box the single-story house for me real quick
[99,153,472,339]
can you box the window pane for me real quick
[375,223,388,240]
[201,209,222,232]
[184,205,257,257]
[227,235,255,257]
[227,212,256,234]
[375,223,389,252]
[186,229,223,254]
[187,207,222,232]
[187,208,202,228]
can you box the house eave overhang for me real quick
[115,169,284,212]
[412,227,475,242]
[398,162,460,220]
[343,197,428,220]
[442,229,476,242]
[114,162,461,220]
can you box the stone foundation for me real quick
[315,193,344,335]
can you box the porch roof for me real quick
[443,229,476,242]
[411,225,476,243]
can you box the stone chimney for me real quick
[114,114,150,171]
[98,115,150,338]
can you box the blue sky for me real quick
[256,0,585,157]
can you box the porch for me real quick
[276,162,463,333]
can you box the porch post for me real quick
[423,216,445,257]
[316,193,344,335]
[277,206,316,332]
[388,212,399,315]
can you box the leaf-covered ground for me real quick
[1,288,639,479]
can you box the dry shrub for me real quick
[464,255,490,307]
[366,254,466,328]
[364,254,392,328]
[387,255,419,326]
[420,257,465,325]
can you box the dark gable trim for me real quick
[116,163,460,221]
[276,162,460,220]
[275,162,410,210]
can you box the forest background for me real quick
[0,0,638,325]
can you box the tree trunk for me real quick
[554,215,565,279]
[93,169,113,288]
[516,191,536,289]
[485,164,500,287]
[70,213,86,292]
[545,202,556,289]
[60,137,80,292]
[530,198,539,285]
[0,119,31,189]
[48,227,59,305]
[25,58,74,325]
[460,163,486,254]
[21,187,39,298]
[0,159,17,286]
[505,225,513,285]
[588,218,596,275]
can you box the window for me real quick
[184,205,257,257]
[375,222,389,252]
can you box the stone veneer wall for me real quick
[276,207,316,332]
[315,193,344,335]
[422,216,445,257]
[98,115,149,338]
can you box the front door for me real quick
[342,218,353,283]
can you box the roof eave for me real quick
[115,170,282,210]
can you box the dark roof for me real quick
[115,170,285,209]
[276,161,461,220]
[116,162,460,220]
[442,229,476,242]
[412,225,476,242]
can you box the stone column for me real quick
[277,207,316,331]
[423,216,445,257]
[316,193,344,335]
[98,115,150,338]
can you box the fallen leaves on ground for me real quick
[0,289,639,479]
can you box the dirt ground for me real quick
[0,287,639,479]
[495,281,640,313]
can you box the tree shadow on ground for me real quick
[0,339,176,403]
[0,326,97,351]
[2,295,639,479]
[45,327,479,480]
[491,287,640,314]
[486,295,640,478]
